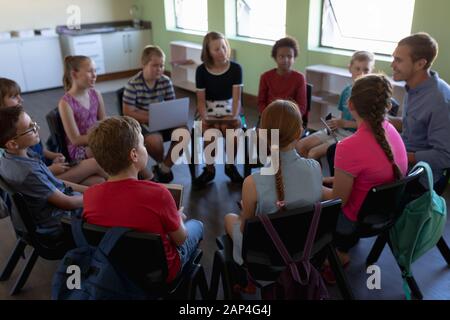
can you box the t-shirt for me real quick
[123,72,175,111]
[195,61,243,102]
[83,179,182,283]
[335,121,408,221]
[0,150,70,227]
[337,85,356,132]
[257,69,307,115]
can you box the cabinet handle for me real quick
[127,34,131,53]
[122,35,127,53]
[76,41,98,46]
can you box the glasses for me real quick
[12,121,40,140]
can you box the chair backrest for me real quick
[0,175,67,258]
[116,88,124,116]
[241,199,341,281]
[46,108,70,161]
[434,168,450,196]
[357,166,424,233]
[60,218,169,292]
[302,83,313,127]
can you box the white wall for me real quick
[0,0,136,32]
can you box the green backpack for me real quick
[389,161,447,299]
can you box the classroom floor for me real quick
[0,82,449,300]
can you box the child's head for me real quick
[349,51,375,81]
[88,116,148,176]
[201,31,231,67]
[63,55,96,91]
[349,74,402,179]
[271,37,299,73]
[0,106,40,150]
[0,78,23,108]
[260,99,303,211]
[141,45,166,81]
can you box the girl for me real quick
[224,100,324,266]
[257,36,307,120]
[0,77,105,186]
[195,31,244,187]
[58,55,107,162]
[322,74,408,275]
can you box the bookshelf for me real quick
[170,41,203,92]
[305,64,406,131]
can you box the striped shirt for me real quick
[123,72,175,111]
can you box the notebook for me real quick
[163,183,184,210]
[148,98,189,133]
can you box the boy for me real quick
[85,116,203,283]
[123,45,183,183]
[0,106,84,235]
[296,51,375,160]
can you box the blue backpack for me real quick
[51,218,148,300]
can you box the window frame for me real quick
[173,0,208,33]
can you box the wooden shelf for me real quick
[173,80,197,92]
[311,91,340,106]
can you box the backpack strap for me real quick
[71,217,89,248]
[301,202,323,261]
[98,227,132,256]
[259,213,302,284]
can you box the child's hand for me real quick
[323,176,334,187]
[52,154,66,164]
[49,163,70,175]
[327,119,343,131]
[178,206,187,221]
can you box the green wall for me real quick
[137,0,450,96]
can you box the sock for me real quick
[159,162,171,174]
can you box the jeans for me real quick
[177,219,204,269]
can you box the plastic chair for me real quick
[210,199,355,300]
[46,108,70,161]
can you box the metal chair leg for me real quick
[326,244,355,300]
[0,239,27,281]
[437,237,450,266]
[10,248,38,295]
[366,234,387,267]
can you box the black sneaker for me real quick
[225,164,244,184]
[194,166,216,187]
[153,165,174,183]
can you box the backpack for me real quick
[258,202,329,300]
[389,161,447,299]
[52,218,149,300]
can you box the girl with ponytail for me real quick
[323,74,408,269]
[224,99,324,265]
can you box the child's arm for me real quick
[43,149,65,162]
[122,84,150,124]
[96,90,107,121]
[257,75,268,113]
[196,90,207,119]
[329,168,354,205]
[239,175,258,233]
[327,118,357,131]
[47,189,83,210]
[58,100,90,146]
[62,180,88,193]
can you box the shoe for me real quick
[225,164,244,184]
[153,165,174,183]
[194,166,215,187]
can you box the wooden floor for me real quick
[0,86,449,300]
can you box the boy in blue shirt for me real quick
[0,106,84,235]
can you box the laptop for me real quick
[147,98,189,133]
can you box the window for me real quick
[321,0,415,55]
[236,0,286,41]
[174,0,208,32]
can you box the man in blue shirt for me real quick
[390,33,450,190]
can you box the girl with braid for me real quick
[224,100,323,265]
[322,74,407,280]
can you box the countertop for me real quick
[57,20,151,36]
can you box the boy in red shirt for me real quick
[83,116,203,283]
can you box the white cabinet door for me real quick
[127,30,152,70]
[20,38,64,91]
[101,31,129,73]
[0,42,27,91]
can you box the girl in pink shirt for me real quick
[323,74,408,268]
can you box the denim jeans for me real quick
[177,219,204,269]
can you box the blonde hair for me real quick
[63,55,91,91]
[88,116,142,176]
[350,74,402,180]
[141,45,165,66]
[0,78,21,107]
[201,31,231,68]
[350,51,375,66]
[260,100,303,210]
